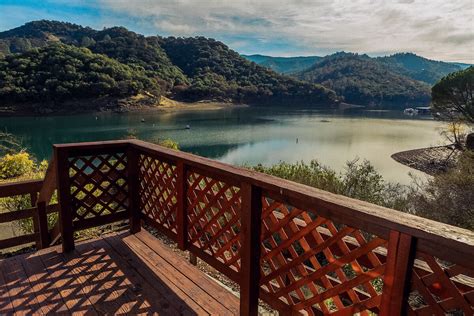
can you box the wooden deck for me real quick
[1,140,473,315]
[0,230,239,315]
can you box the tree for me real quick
[431,66,474,124]
[80,36,95,47]
[9,37,31,53]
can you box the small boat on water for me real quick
[403,108,418,115]
[141,118,145,123]
[185,125,191,129]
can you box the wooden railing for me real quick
[1,139,473,315]
[0,168,59,251]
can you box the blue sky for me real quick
[0,0,473,63]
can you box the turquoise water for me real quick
[0,106,444,185]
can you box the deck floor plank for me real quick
[65,239,130,315]
[136,230,240,314]
[0,229,240,315]
[0,257,15,314]
[76,237,160,315]
[123,233,235,315]
[38,244,98,314]
[105,232,209,315]
[93,235,179,316]
[20,250,69,314]
[1,254,42,314]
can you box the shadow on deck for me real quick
[0,230,239,315]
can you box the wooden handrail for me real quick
[0,171,59,251]
[49,140,474,315]
[0,179,43,198]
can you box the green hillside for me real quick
[242,54,321,74]
[377,53,463,84]
[160,37,335,105]
[0,44,157,111]
[296,53,431,106]
[0,20,337,111]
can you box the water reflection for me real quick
[0,107,443,184]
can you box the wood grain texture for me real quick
[0,230,239,315]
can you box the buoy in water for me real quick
[141,118,145,123]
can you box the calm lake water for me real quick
[1,106,445,185]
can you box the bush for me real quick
[0,152,35,179]
[253,159,408,210]
[408,150,474,230]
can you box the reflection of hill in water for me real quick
[182,143,242,159]
[182,117,275,125]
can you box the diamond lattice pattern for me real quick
[407,252,473,315]
[186,171,242,272]
[138,154,178,233]
[69,153,128,222]
[260,196,388,315]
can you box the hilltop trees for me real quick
[431,66,474,124]
[295,53,431,106]
[160,36,336,105]
[0,43,158,106]
[0,21,338,109]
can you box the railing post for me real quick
[127,146,141,234]
[36,201,50,249]
[380,230,416,316]
[54,146,75,252]
[176,161,188,250]
[240,182,262,316]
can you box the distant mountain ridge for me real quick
[242,54,322,74]
[376,53,464,84]
[0,20,337,113]
[243,52,471,106]
[242,52,469,85]
[295,53,431,105]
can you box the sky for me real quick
[0,0,473,63]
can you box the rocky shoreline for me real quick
[391,144,461,175]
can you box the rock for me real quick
[466,133,474,150]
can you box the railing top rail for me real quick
[0,179,43,198]
[53,139,474,267]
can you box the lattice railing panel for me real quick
[259,196,388,315]
[186,170,242,272]
[407,251,474,315]
[69,153,128,222]
[138,154,178,234]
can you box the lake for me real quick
[0,106,445,185]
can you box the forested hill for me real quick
[376,53,464,84]
[159,37,334,104]
[296,53,431,105]
[244,52,467,85]
[0,44,158,113]
[242,54,321,74]
[0,20,337,113]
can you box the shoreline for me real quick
[131,97,249,113]
[0,97,249,117]
[391,144,460,175]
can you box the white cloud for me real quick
[99,0,473,62]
